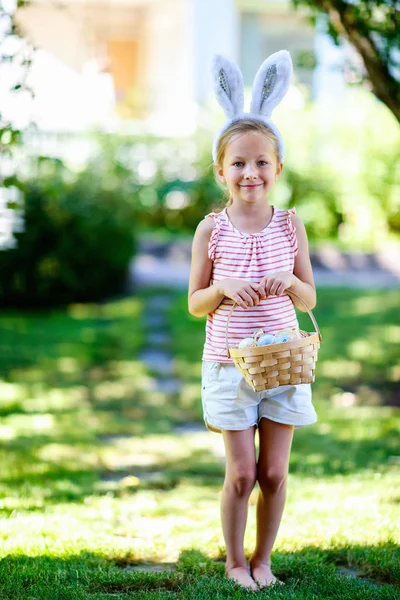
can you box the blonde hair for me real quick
[214,119,280,207]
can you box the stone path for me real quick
[138,292,211,435]
[336,566,384,588]
[98,291,211,488]
[139,294,178,382]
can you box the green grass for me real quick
[0,287,399,599]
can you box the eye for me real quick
[233,161,244,167]
[258,160,269,166]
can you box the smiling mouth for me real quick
[240,184,262,188]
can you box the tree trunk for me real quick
[316,0,400,123]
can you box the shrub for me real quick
[0,156,137,307]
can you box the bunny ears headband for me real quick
[212,50,293,163]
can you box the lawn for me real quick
[0,287,399,599]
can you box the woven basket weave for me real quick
[226,290,322,392]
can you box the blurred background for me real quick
[0,1,399,597]
[1,0,399,275]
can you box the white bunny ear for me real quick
[250,50,293,118]
[212,55,244,119]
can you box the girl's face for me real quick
[216,131,283,204]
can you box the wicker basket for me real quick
[226,290,322,392]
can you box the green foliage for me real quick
[0,156,137,307]
[0,118,22,154]
[276,87,400,248]
[0,1,35,154]
[133,88,399,249]
[292,0,400,122]
[293,0,400,56]
[126,129,225,233]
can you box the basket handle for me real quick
[225,289,322,357]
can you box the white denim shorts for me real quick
[201,360,317,433]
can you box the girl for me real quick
[188,52,317,590]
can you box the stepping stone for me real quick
[147,331,171,347]
[100,470,159,481]
[135,471,164,482]
[143,313,168,329]
[124,563,176,573]
[147,296,172,312]
[152,378,182,395]
[100,471,167,486]
[173,422,206,434]
[337,566,383,587]
[139,349,174,375]
[101,472,130,482]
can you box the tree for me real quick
[293,0,400,122]
[0,0,34,154]
[0,1,34,249]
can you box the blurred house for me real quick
[2,0,346,141]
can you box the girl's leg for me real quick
[221,426,257,589]
[250,418,294,587]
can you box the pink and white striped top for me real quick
[202,206,299,362]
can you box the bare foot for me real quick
[226,567,258,590]
[249,562,284,588]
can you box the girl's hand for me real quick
[257,272,296,298]
[217,278,261,309]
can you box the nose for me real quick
[243,165,258,180]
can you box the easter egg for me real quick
[276,328,298,339]
[238,337,255,348]
[276,328,301,341]
[274,334,291,344]
[256,333,275,346]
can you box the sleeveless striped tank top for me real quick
[202,206,299,362]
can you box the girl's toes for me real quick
[250,563,283,588]
[226,567,258,590]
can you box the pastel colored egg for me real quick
[276,328,300,340]
[256,333,275,346]
[274,334,291,344]
[238,337,256,348]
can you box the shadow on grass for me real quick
[0,414,399,515]
[0,294,146,388]
[0,436,225,515]
[1,287,399,523]
[289,423,400,477]
[0,544,399,600]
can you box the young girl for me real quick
[188,52,317,590]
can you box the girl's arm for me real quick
[257,215,316,312]
[288,215,316,311]
[188,218,261,318]
[188,218,224,318]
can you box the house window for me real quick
[107,39,144,119]
[240,9,315,91]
